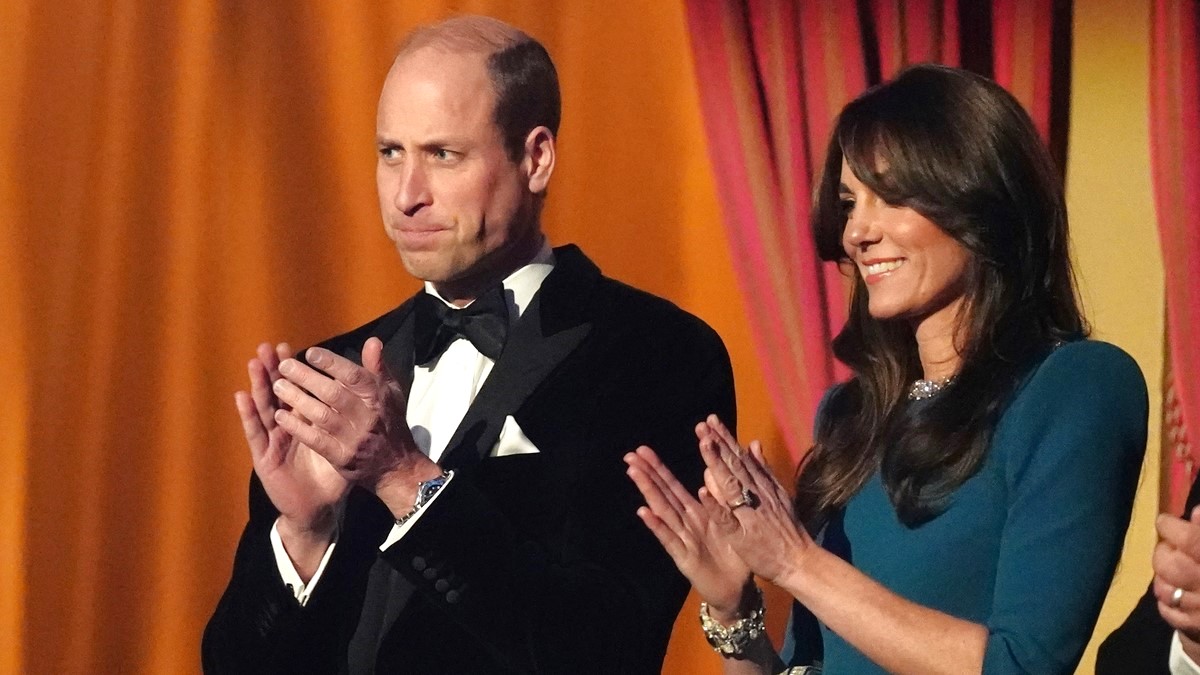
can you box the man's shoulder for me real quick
[593,274,717,336]
[556,244,720,339]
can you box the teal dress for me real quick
[781,340,1148,674]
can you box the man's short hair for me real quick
[397,16,561,162]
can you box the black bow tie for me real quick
[413,285,509,365]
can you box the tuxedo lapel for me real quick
[379,308,416,394]
[348,247,600,672]
[437,245,599,472]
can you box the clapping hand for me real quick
[625,434,753,622]
[1153,505,1200,661]
[695,415,814,589]
[234,342,349,575]
[270,337,440,509]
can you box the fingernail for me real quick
[273,379,286,394]
[308,349,326,366]
[278,359,294,374]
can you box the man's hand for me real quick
[1153,505,1200,663]
[235,342,350,579]
[271,337,441,517]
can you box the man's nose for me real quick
[393,161,431,216]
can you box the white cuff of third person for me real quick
[270,521,338,607]
[1171,631,1200,675]
[379,472,455,551]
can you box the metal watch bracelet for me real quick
[699,586,766,656]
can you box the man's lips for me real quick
[390,225,451,246]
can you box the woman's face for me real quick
[839,159,972,328]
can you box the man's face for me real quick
[376,47,541,301]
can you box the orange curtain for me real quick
[0,1,779,672]
[683,0,1071,464]
[1151,0,1200,515]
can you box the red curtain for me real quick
[1151,0,1200,515]
[684,0,1071,463]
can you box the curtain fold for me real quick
[0,2,31,672]
[1151,0,1200,515]
[684,0,1070,463]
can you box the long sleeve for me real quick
[981,341,1148,672]
[202,476,393,674]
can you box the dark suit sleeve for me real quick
[1096,471,1200,674]
[201,477,385,673]
[377,320,736,673]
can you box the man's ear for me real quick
[522,126,555,194]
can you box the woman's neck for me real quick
[912,299,966,381]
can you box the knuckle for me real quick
[344,368,369,386]
[313,406,335,428]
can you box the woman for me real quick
[626,64,1147,674]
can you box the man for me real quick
[202,15,735,674]
[1098,475,1200,675]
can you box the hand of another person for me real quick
[625,441,754,621]
[697,415,815,588]
[271,337,439,512]
[235,343,349,562]
[1153,505,1200,661]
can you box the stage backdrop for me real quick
[0,0,1164,673]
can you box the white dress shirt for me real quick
[1172,631,1200,675]
[272,241,556,604]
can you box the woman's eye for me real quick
[838,199,855,216]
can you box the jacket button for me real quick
[411,556,426,571]
[445,590,461,604]
[423,567,438,580]
[434,579,449,593]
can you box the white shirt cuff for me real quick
[1171,631,1200,675]
[379,472,455,551]
[270,520,338,607]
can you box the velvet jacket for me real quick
[202,245,736,674]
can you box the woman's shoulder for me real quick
[1003,339,1148,432]
[1023,339,1145,393]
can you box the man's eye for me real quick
[432,148,452,161]
[379,146,401,160]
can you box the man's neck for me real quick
[432,234,547,307]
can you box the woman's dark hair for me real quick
[796,63,1087,528]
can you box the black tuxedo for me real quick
[1095,474,1200,674]
[203,245,736,674]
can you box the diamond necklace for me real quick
[907,376,955,401]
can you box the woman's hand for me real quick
[696,414,815,587]
[625,440,754,620]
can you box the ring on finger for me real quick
[1172,586,1185,609]
[728,486,758,510]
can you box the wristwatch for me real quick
[395,470,452,525]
